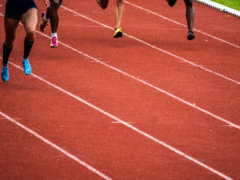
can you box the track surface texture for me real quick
[0,0,239,179]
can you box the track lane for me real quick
[0,0,239,179]
[39,5,240,126]
[0,113,106,180]
[0,26,238,179]
[0,64,228,180]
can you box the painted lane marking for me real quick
[125,1,240,49]
[9,62,233,180]
[34,29,240,131]
[0,111,112,180]
[61,6,240,86]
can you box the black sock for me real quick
[3,44,13,66]
[46,6,50,19]
[23,37,34,60]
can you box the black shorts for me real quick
[5,0,37,20]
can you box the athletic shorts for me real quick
[5,0,37,20]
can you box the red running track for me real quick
[0,0,240,179]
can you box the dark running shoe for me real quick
[166,0,177,7]
[187,31,195,40]
[40,12,48,32]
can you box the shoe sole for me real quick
[50,45,58,48]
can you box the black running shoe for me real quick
[166,0,177,7]
[187,31,195,40]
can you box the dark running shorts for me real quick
[5,0,37,20]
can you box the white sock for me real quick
[51,33,58,38]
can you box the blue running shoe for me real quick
[1,65,9,82]
[22,58,32,75]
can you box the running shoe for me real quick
[1,65,9,82]
[187,31,195,40]
[22,58,32,75]
[50,36,58,48]
[97,0,108,9]
[113,28,123,38]
[40,12,48,32]
[166,0,177,7]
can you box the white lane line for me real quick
[34,24,240,131]
[0,12,235,180]
[1,10,238,129]
[125,0,240,49]
[61,6,240,86]
[9,62,233,180]
[0,111,112,180]
[36,27,240,130]
[1,13,239,130]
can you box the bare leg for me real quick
[115,0,124,29]
[184,0,194,32]
[113,0,124,38]
[21,8,37,59]
[49,0,61,34]
[21,8,38,41]
[184,0,195,40]
[21,8,37,75]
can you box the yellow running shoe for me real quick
[113,28,123,38]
